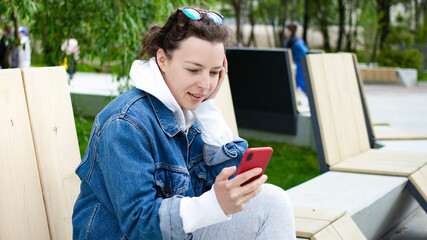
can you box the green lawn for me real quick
[419,71,427,82]
[75,116,320,190]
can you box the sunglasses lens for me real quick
[206,12,223,24]
[182,8,202,20]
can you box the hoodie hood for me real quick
[130,58,195,131]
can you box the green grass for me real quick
[419,71,427,82]
[74,116,320,190]
[245,138,320,190]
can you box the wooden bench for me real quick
[359,67,399,84]
[0,67,80,239]
[353,56,427,141]
[0,66,364,239]
[301,53,427,212]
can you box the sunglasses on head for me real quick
[178,7,224,24]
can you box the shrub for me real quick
[377,48,423,70]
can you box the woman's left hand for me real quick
[205,56,228,101]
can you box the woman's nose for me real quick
[197,73,210,90]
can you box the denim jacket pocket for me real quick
[155,166,190,198]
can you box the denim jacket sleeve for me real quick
[203,137,248,166]
[97,117,187,239]
[203,137,248,186]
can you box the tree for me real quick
[336,0,345,52]
[0,0,37,68]
[312,0,335,52]
[3,0,213,80]
[258,0,289,47]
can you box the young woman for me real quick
[72,7,296,240]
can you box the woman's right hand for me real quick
[213,166,267,215]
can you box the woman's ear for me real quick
[156,48,167,72]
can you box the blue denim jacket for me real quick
[72,88,247,240]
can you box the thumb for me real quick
[216,166,237,182]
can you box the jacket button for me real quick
[165,186,173,194]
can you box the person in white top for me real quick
[17,26,31,68]
[72,7,296,240]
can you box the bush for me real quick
[377,48,423,70]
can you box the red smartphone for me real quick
[235,147,273,186]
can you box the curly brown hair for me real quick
[140,8,232,59]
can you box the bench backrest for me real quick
[22,67,81,239]
[214,75,239,136]
[0,69,51,239]
[302,53,371,171]
[0,67,81,240]
[226,48,298,135]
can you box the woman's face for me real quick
[157,36,225,111]
[285,28,292,37]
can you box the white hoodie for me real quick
[130,58,233,233]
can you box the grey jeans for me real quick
[192,184,296,240]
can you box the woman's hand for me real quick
[205,56,228,101]
[213,166,267,215]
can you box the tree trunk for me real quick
[292,0,297,21]
[245,0,257,47]
[422,0,427,41]
[314,1,331,51]
[376,0,391,49]
[336,0,345,52]
[278,0,289,47]
[303,0,310,45]
[232,0,242,46]
[414,0,420,34]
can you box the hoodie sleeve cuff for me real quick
[180,186,231,233]
[192,99,233,146]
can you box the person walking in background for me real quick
[284,22,309,109]
[17,26,31,68]
[0,26,14,69]
[61,38,79,79]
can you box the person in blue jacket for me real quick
[284,23,309,94]
[72,7,296,240]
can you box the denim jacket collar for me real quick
[147,93,200,138]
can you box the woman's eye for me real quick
[210,71,220,75]
[187,69,198,73]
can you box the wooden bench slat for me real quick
[293,206,346,222]
[306,54,342,166]
[21,67,81,240]
[214,76,239,136]
[374,127,427,140]
[331,214,367,240]
[310,225,343,240]
[409,164,427,200]
[331,149,427,176]
[295,218,331,238]
[0,69,50,239]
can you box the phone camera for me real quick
[246,153,253,161]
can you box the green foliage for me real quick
[4,0,215,80]
[357,0,381,63]
[377,16,423,70]
[377,48,423,70]
[419,71,427,82]
[74,115,95,158]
